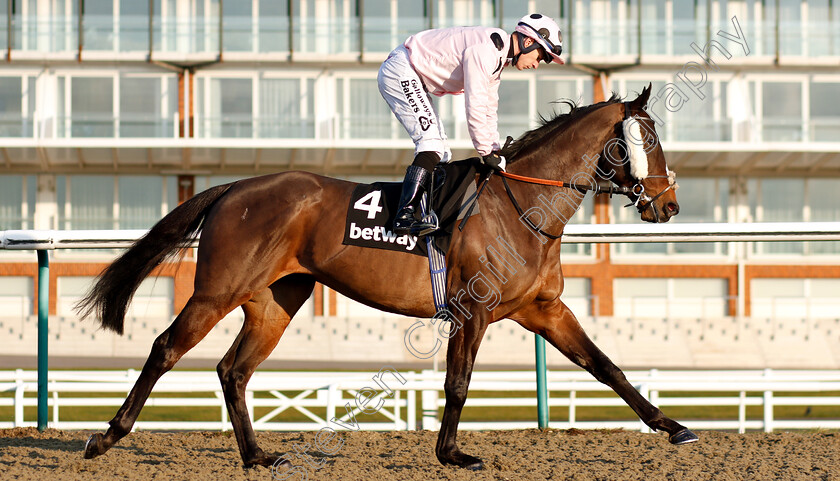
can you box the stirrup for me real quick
[409,211,439,237]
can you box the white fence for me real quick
[3,369,840,433]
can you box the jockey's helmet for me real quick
[514,13,564,64]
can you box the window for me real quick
[222,0,253,52]
[751,278,840,319]
[70,77,115,137]
[761,81,803,142]
[362,0,426,54]
[58,276,173,318]
[196,77,253,138]
[119,0,149,52]
[258,0,289,53]
[336,77,393,139]
[748,178,840,255]
[259,78,315,138]
[561,278,593,317]
[57,175,178,230]
[0,175,36,230]
[84,0,115,51]
[810,81,840,142]
[497,79,531,137]
[293,0,359,56]
[560,195,593,258]
[0,76,36,137]
[613,178,729,256]
[120,76,178,137]
[614,278,729,319]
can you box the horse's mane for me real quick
[500,92,624,162]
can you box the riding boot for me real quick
[393,165,436,236]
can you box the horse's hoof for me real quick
[669,428,699,445]
[83,433,106,459]
[440,452,484,470]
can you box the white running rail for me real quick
[3,369,840,434]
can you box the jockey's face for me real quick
[514,37,543,71]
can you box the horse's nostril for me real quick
[667,202,679,215]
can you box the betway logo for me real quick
[349,222,418,251]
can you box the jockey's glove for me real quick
[482,151,506,172]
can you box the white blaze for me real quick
[623,117,648,180]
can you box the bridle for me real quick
[494,101,677,239]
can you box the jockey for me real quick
[378,13,565,237]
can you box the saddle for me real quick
[342,158,482,257]
[343,158,483,312]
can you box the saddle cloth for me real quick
[342,158,481,257]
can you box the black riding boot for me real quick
[393,165,437,236]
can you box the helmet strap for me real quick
[512,32,541,67]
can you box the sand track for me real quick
[2,427,838,480]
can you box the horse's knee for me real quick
[217,364,248,393]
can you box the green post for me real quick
[535,334,549,429]
[37,250,49,431]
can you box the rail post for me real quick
[535,334,549,429]
[37,250,49,431]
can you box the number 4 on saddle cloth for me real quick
[343,158,483,311]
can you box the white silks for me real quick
[622,117,648,180]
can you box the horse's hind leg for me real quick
[513,298,698,444]
[84,297,230,459]
[217,275,315,467]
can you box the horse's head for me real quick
[601,84,680,223]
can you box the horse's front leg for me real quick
[435,314,489,470]
[512,298,698,444]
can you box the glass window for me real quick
[535,78,593,127]
[58,176,115,230]
[259,0,289,53]
[672,0,706,55]
[197,77,253,138]
[497,79,530,136]
[0,175,36,230]
[120,0,148,51]
[810,81,840,142]
[119,176,163,229]
[560,195,593,258]
[120,76,177,137]
[259,78,314,138]
[762,82,802,141]
[0,77,24,137]
[614,178,728,256]
[57,175,176,231]
[223,0,252,52]
[750,178,805,254]
[561,278,592,317]
[293,0,359,55]
[84,0,115,51]
[671,178,729,255]
[71,77,115,137]
[341,78,392,139]
[806,179,840,255]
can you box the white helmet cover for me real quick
[514,13,564,64]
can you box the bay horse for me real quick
[79,84,696,471]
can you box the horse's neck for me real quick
[503,107,619,232]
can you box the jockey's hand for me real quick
[482,151,506,172]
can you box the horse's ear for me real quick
[631,83,652,111]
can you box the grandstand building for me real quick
[1,0,839,369]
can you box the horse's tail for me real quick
[75,183,234,335]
